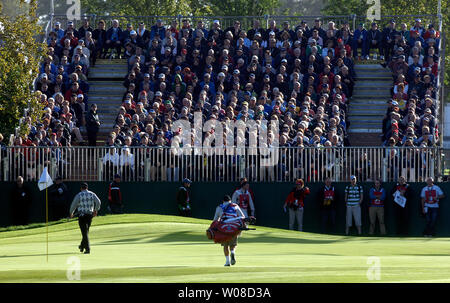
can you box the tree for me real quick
[322,0,371,17]
[209,0,279,16]
[0,0,45,137]
[79,0,212,17]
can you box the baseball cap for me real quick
[77,94,83,98]
[130,30,136,35]
[350,175,356,180]
[183,178,192,184]
[155,91,162,97]
[114,174,121,179]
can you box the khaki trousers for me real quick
[288,208,304,231]
[369,206,386,235]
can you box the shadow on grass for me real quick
[96,231,346,246]
[0,252,77,258]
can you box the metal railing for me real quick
[49,14,356,33]
[0,146,443,183]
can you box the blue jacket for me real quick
[150,25,166,40]
[106,27,123,42]
[353,28,368,43]
[408,36,424,47]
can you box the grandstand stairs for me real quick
[87,59,128,145]
[348,62,392,146]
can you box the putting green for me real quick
[1,214,449,283]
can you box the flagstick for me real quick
[46,184,48,263]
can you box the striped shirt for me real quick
[70,190,101,216]
[345,185,363,206]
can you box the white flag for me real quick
[38,167,53,191]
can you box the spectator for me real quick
[10,176,32,226]
[345,175,363,235]
[78,19,93,40]
[103,147,120,180]
[381,19,397,62]
[176,178,192,216]
[283,178,310,231]
[368,179,387,235]
[105,19,123,58]
[48,176,70,221]
[421,177,445,237]
[92,20,107,60]
[86,103,101,146]
[392,176,413,235]
[108,173,124,214]
[317,177,338,234]
[231,179,255,218]
[150,19,166,41]
[365,22,382,60]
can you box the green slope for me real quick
[1,214,450,283]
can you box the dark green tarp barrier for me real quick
[2,181,449,236]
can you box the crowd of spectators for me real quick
[4,17,442,182]
[29,19,100,148]
[377,18,441,148]
[104,17,358,152]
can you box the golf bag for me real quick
[206,217,256,244]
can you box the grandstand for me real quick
[2,11,450,287]
[0,14,446,183]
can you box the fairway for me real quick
[1,214,450,283]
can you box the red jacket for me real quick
[285,187,310,209]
